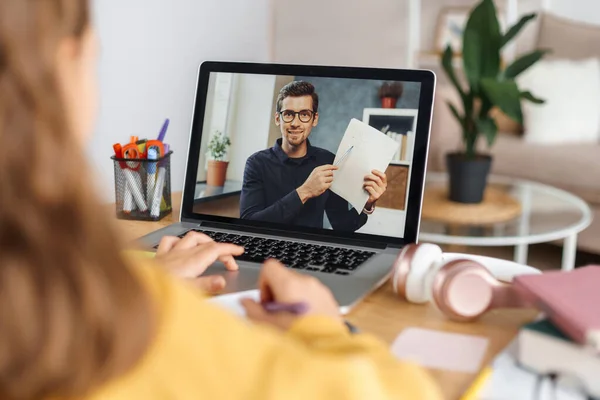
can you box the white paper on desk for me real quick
[479,340,586,400]
[206,289,260,318]
[391,327,489,373]
[330,119,400,213]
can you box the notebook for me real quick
[517,319,600,398]
[513,265,600,350]
[471,339,588,400]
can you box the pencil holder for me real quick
[111,151,173,221]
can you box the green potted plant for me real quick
[441,0,548,203]
[378,81,404,108]
[206,130,231,186]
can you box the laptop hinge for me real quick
[198,221,388,250]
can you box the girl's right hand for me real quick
[241,259,342,330]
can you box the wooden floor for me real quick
[451,243,600,271]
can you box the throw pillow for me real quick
[537,13,600,60]
[516,58,600,145]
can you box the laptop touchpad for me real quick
[202,261,261,294]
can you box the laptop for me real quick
[138,61,436,314]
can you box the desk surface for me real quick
[115,192,536,400]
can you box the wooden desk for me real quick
[115,192,536,400]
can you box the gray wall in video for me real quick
[293,76,421,154]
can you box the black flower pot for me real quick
[446,153,492,204]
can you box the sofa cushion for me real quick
[537,13,600,60]
[490,134,600,204]
[517,58,600,145]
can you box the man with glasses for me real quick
[239,81,388,232]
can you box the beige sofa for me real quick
[427,13,600,255]
[427,84,600,254]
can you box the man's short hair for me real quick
[276,81,319,113]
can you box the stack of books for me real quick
[462,266,600,399]
[517,318,599,398]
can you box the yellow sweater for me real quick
[87,263,443,400]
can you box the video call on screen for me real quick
[193,72,422,239]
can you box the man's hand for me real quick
[154,231,244,294]
[296,164,338,203]
[364,169,387,209]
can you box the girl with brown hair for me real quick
[0,1,441,399]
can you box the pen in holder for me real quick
[111,150,173,221]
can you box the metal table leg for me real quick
[561,234,578,271]
[514,243,529,265]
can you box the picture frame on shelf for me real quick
[362,108,418,164]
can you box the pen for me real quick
[157,118,170,142]
[334,145,354,166]
[262,301,360,333]
[262,302,309,314]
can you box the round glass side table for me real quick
[419,173,593,270]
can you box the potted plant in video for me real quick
[441,0,548,203]
[206,130,231,187]
[378,81,404,108]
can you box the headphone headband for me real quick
[441,253,540,282]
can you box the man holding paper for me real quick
[240,81,387,231]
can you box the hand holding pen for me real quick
[240,260,343,331]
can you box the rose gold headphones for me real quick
[391,243,540,322]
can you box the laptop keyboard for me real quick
[158,228,376,275]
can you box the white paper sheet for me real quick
[206,289,260,318]
[330,119,400,213]
[479,340,586,400]
[391,327,489,373]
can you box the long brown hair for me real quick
[0,1,154,399]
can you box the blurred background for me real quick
[90,0,600,268]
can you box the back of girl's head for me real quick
[0,1,154,399]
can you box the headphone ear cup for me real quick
[404,243,443,304]
[430,260,497,322]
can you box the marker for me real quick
[113,143,133,213]
[334,145,354,166]
[124,169,148,212]
[151,166,166,217]
[159,143,170,211]
[136,139,147,154]
[147,148,158,204]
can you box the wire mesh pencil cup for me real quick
[111,151,173,221]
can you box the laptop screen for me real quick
[182,62,435,246]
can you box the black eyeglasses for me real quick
[279,109,315,123]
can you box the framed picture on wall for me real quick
[435,6,507,54]
[362,108,418,164]
[435,7,470,54]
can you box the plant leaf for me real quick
[462,0,502,93]
[480,78,523,124]
[441,45,465,98]
[520,91,545,104]
[503,49,550,79]
[447,101,464,128]
[476,117,498,147]
[500,14,536,49]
